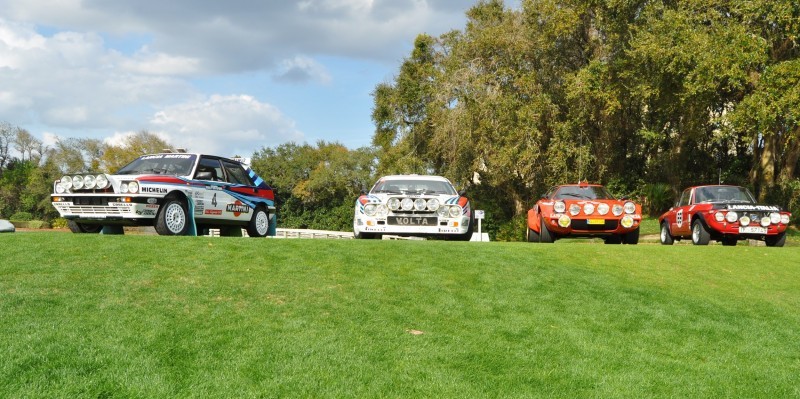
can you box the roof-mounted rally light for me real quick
[161,148,187,153]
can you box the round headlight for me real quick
[554,201,566,213]
[388,198,400,211]
[715,212,725,222]
[569,204,580,216]
[770,212,781,225]
[612,204,623,216]
[621,215,634,228]
[95,174,109,189]
[60,176,73,190]
[558,214,571,228]
[739,215,750,226]
[426,198,440,211]
[364,204,377,216]
[401,198,414,211]
[449,205,462,218]
[83,175,96,189]
[760,216,771,227]
[72,175,84,190]
[414,198,427,211]
[726,211,738,223]
[55,183,65,194]
[120,183,129,193]
[624,201,636,214]
[376,205,388,217]
[437,206,448,217]
[128,181,139,194]
[781,214,790,224]
[583,203,595,215]
[597,203,609,215]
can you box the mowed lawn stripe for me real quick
[1,233,798,398]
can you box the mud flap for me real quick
[101,225,124,235]
[186,195,198,236]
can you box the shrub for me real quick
[50,218,69,229]
[641,183,675,216]
[10,211,33,221]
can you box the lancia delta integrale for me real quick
[51,152,276,236]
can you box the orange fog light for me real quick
[367,220,375,226]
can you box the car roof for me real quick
[687,184,744,190]
[555,183,604,188]
[145,153,243,164]
[380,174,450,182]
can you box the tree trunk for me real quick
[758,133,776,202]
[779,128,800,182]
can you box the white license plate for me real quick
[739,226,767,234]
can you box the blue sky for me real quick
[0,0,520,157]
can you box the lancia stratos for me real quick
[526,183,642,244]
[659,185,791,246]
[353,175,474,240]
[51,152,277,236]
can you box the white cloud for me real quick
[274,55,332,84]
[149,95,304,156]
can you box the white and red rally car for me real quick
[353,175,473,240]
[51,152,276,236]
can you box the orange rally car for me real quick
[527,183,642,244]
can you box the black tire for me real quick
[623,227,640,245]
[526,225,540,242]
[453,214,475,241]
[67,220,102,234]
[539,219,554,243]
[604,235,622,244]
[354,230,377,239]
[246,207,270,237]
[765,232,786,247]
[155,198,189,236]
[660,222,674,245]
[721,237,738,246]
[691,219,710,245]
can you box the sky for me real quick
[0,0,519,158]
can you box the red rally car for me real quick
[659,185,791,247]
[527,183,642,244]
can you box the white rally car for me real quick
[353,175,474,240]
[51,152,277,236]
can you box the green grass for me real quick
[2,233,800,398]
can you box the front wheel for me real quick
[623,228,640,245]
[246,207,270,237]
[67,221,102,234]
[539,219,554,243]
[660,222,674,245]
[691,219,710,245]
[155,199,189,236]
[765,233,786,247]
[526,225,540,242]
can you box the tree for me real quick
[101,131,171,172]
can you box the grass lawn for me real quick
[2,233,799,398]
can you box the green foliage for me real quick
[50,218,69,229]
[641,183,676,216]
[9,211,32,221]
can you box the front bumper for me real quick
[52,194,161,224]
[355,215,470,235]
[543,214,641,236]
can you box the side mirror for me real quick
[196,171,213,180]
[459,190,467,197]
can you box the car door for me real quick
[670,188,693,237]
[193,156,228,221]
[219,159,257,223]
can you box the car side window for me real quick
[222,160,254,185]
[195,157,224,181]
[678,189,691,206]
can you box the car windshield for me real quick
[553,185,615,200]
[371,179,457,195]
[694,186,756,204]
[116,154,197,176]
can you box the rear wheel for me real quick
[67,221,102,234]
[691,219,710,245]
[660,222,674,245]
[246,207,270,237]
[765,232,786,247]
[155,198,189,236]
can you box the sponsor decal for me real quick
[676,209,684,228]
[212,193,218,207]
[135,209,157,216]
[226,200,250,217]
[141,186,168,194]
[110,202,134,207]
[204,209,222,216]
[727,204,780,212]
[147,197,158,204]
[145,204,160,209]
[140,154,192,160]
